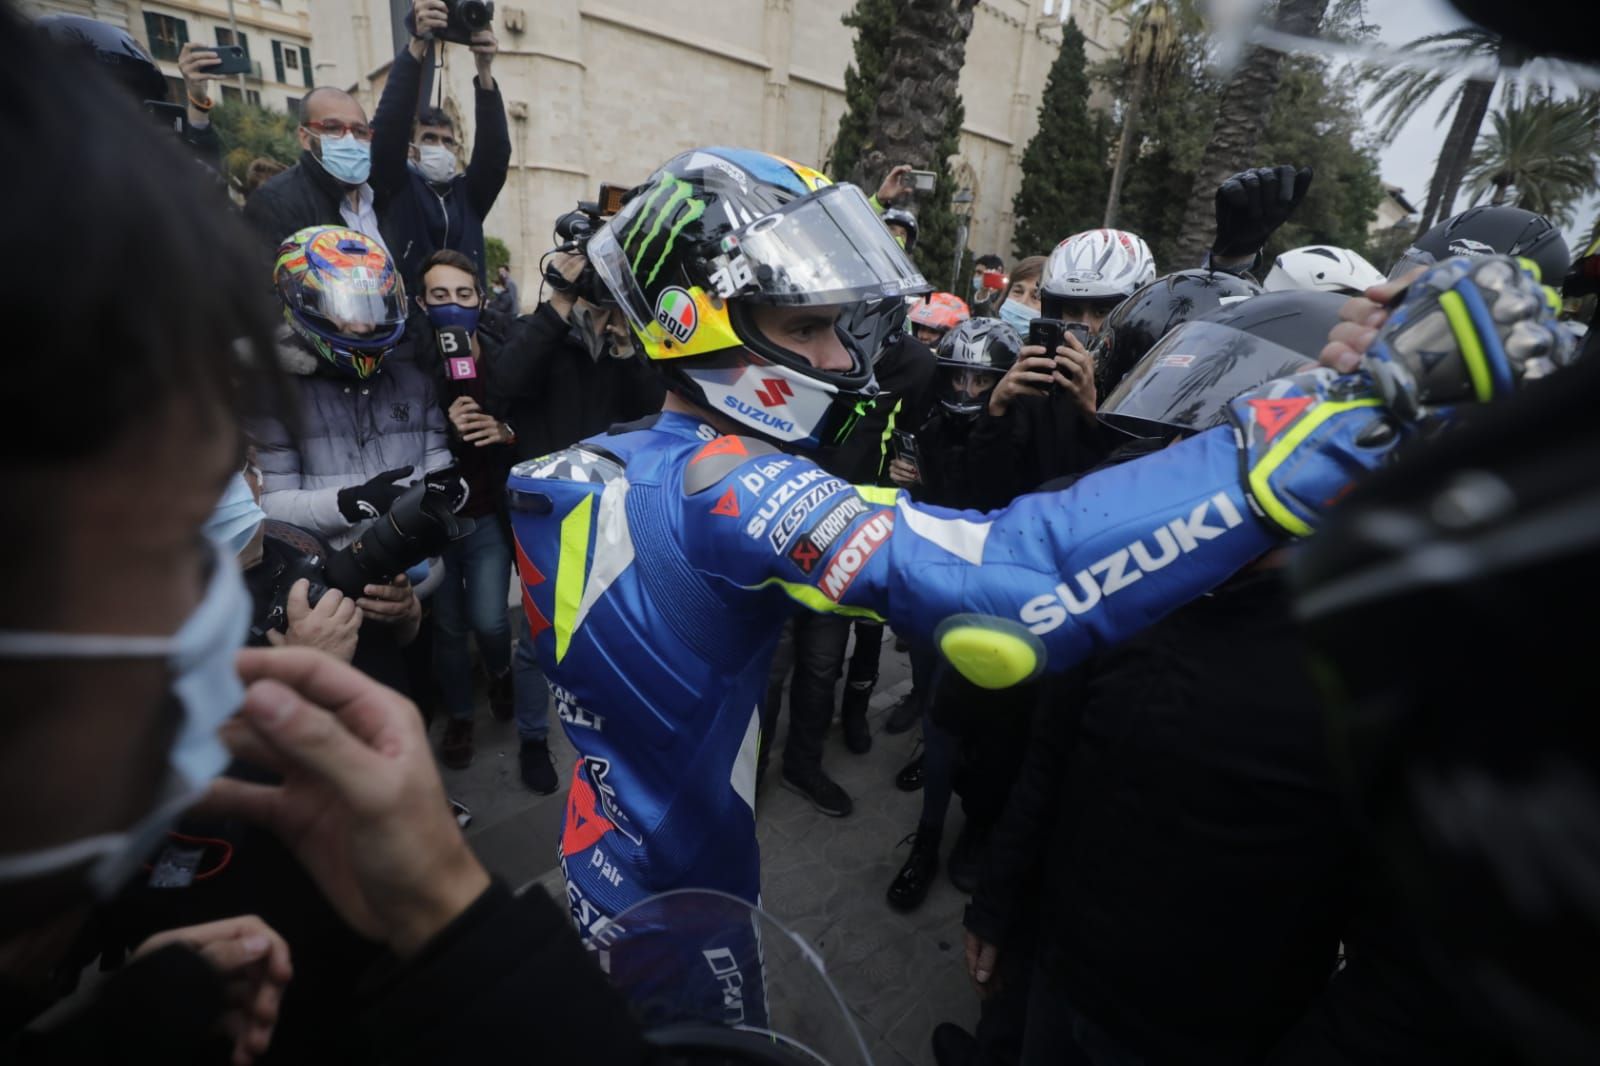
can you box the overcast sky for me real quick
[1361,0,1597,248]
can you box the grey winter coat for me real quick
[248,336,451,548]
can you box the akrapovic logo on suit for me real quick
[819,512,893,601]
[1019,493,1245,635]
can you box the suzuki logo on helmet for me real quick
[755,377,795,408]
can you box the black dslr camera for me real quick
[406,0,495,46]
[324,479,475,596]
[255,480,474,641]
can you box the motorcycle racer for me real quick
[506,147,1538,937]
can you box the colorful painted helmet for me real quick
[881,207,919,252]
[935,318,1021,417]
[586,147,930,448]
[1264,245,1386,296]
[1040,229,1157,314]
[907,292,970,342]
[274,227,407,380]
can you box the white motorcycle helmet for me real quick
[1040,229,1158,306]
[1263,245,1386,297]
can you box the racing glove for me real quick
[336,466,414,523]
[1211,164,1314,259]
[1231,254,1575,537]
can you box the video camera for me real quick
[405,0,495,47]
[547,182,631,306]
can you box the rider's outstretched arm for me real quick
[683,425,1270,687]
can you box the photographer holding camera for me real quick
[246,227,451,649]
[371,0,510,296]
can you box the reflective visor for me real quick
[290,274,407,342]
[729,184,930,306]
[1387,246,1437,282]
[1098,321,1313,439]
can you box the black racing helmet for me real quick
[1089,269,1264,396]
[1098,289,1345,440]
[881,208,919,253]
[935,318,1021,417]
[36,15,168,105]
[1390,206,1570,285]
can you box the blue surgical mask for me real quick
[0,536,250,896]
[204,473,266,557]
[998,297,1040,332]
[316,132,372,186]
[426,302,481,335]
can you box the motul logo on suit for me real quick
[819,512,893,601]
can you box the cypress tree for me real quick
[828,0,896,180]
[1011,21,1108,260]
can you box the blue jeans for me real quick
[514,606,550,742]
[433,519,513,721]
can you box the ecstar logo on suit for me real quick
[819,512,893,601]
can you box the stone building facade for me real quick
[23,0,314,114]
[315,0,1127,299]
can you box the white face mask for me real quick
[0,537,251,896]
[998,297,1040,333]
[413,144,457,184]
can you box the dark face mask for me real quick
[425,302,480,335]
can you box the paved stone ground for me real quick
[436,626,976,1066]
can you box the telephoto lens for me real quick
[323,482,475,596]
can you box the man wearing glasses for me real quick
[369,0,510,295]
[244,88,389,259]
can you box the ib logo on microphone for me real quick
[446,356,477,380]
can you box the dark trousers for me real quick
[760,612,853,777]
[845,620,885,692]
[1020,963,1143,1066]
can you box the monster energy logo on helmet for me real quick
[622,175,708,288]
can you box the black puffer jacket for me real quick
[242,149,356,254]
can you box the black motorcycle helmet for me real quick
[1290,346,1600,1066]
[1098,289,1343,440]
[1090,269,1264,396]
[881,208,919,253]
[1390,205,1571,285]
[36,14,169,105]
[935,318,1021,417]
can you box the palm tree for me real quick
[1463,94,1600,226]
[1365,29,1507,233]
[1169,0,1330,264]
[1102,0,1189,228]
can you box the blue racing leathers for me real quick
[506,403,1327,938]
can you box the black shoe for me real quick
[841,680,873,754]
[519,738,558,795]
[883,691,922,735]
[439,717,474,770]
[947,819,990,895]
[931,1022,978,1066]
[895,752,925,792]
[488,670,514,722]
[781,766,853,817]
[886,826,941,912]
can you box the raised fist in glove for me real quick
[1229,254,1575,537]
[336,466,413,523]
[1212,164,1313,260]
